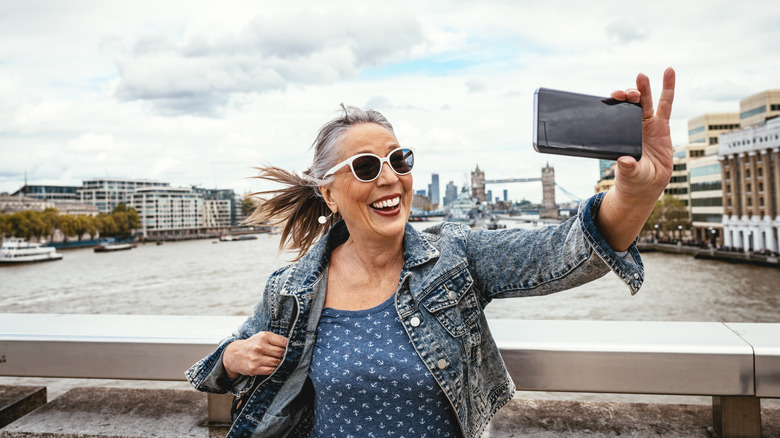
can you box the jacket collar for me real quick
[282,220,440,295]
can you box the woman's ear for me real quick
[319,185,336,212]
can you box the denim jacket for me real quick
[186,192,644,438]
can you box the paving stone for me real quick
[489,398,780,437]
[0,387,228,438]
[0,386,46,429]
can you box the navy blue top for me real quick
[308,293,460,438]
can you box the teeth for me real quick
[372,196,400,209]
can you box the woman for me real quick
[188,68,676,438]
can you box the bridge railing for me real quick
[1,315,778,437]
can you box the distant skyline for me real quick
[2,1,780,203]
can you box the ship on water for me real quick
[0,238,63,265]
[445,187,505,230]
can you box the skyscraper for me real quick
[443,181,457,206]
[429,173,440,206]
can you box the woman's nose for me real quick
[375,162,399,184]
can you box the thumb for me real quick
[616,156,638,177]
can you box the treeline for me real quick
[0,203,140,241]
[642,194,691,235]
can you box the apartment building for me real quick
[130,187,203,239]
[79,178,169,214]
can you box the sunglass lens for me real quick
[352,156,381,181]
[390,149,414,174]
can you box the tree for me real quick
[97,214,118,238]
[41,208,60,242]
[58,214,78,239]
[108,204,140,238]
[241,196,258,217]
[75,215,97,241]
[644,195,691,239]
[0,214,8,238]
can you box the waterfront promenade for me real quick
[637,241,780,268]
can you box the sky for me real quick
[2,0,779,204]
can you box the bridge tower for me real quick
[540,163,558,219]
[471,165,486,203]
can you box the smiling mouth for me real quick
[370,196,401,211]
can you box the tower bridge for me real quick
[471,164,560,219]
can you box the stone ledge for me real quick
[0,387,228,438]
[0,386,47,429]
[489,398,780,437]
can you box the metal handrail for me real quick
[1,315,778,436]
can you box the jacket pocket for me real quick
[421,266,479,338]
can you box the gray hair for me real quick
[305,104,396,190]
[245,104,395,260]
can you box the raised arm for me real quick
[597,67,676,251]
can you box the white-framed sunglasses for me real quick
[324,147,415,182]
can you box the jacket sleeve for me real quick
[185,266,290,396]
[465,191,643,302]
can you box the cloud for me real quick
[111,10,425,116]
[365,96,393,110]
[605,20,649,44]
[66,132,117,153]
[466,79,487,93]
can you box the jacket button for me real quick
[410,317,421,327]
[437,359,448,369]
[447,290,457,301]
[633,273,639,279]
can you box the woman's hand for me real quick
[597,67,676,251]
[223,331,288,379]
[610,67,676,202]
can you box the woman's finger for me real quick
[654,67,676,121]
[636,73,654,120]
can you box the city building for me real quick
[486,190,493,205]
[684,113,740,244]
[665,144,708,207]
[3,188,99,216]
[79,178,170,214]
[192,187,241,227]
[11,185,81,202]
[443,181,458,207]
[689,144,724,244]
[688,113,740,146]
[0,196,55,214]
[739,89,780,128]
[130,187,203,239]
[503,189,508,203]
[719,116,780,253]
[412,192,433,211]
[428,174,440,206]
[595,160,616,194]
[51,201,100,216]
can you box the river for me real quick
[2,220,779,402]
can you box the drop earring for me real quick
[317,213,331,225]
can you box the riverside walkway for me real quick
[1,314,779,437]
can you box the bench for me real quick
[1,315,778,437]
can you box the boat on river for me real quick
[219,234,258,242]
[94,238,134,253]
[0,238,63,265]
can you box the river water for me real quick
[2,219,779,402]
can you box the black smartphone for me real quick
[533,87,643,161]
